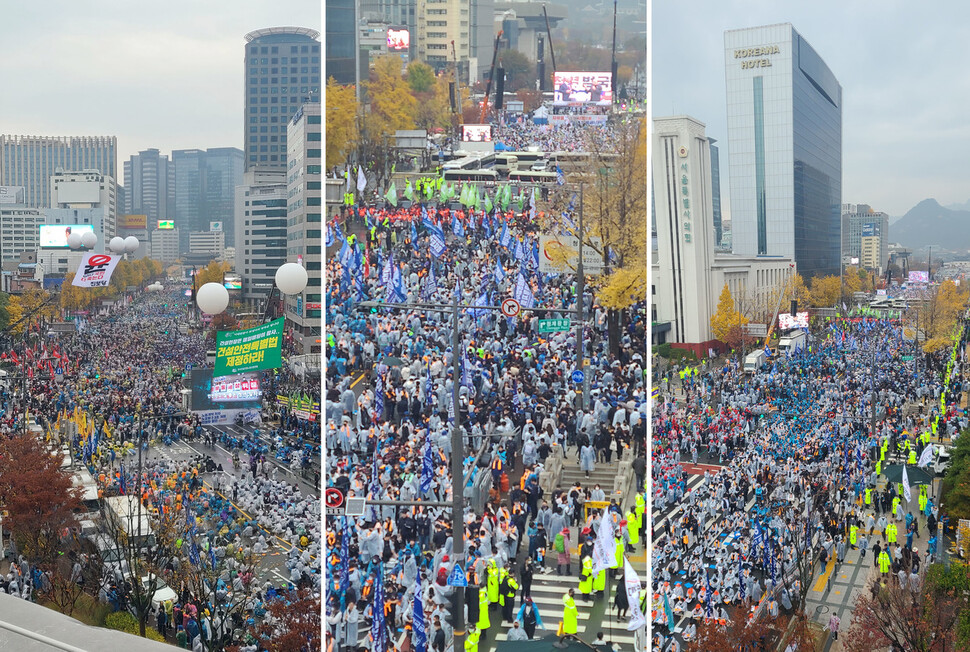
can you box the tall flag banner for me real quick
[452,213,465,238]
[357,166,368,192]
[325,225,335,247]
[903,464,912,503]
[384,182,398,207]
[420,437,433,496]
[410,220,419,251]
[413,573,427,652]
[334,222,345,243]
[556,165,566,186]
[484,192,493,214]
[591,512,618,575]
[429,224,446,258]
[738,557,745,601]
[425,362,434,406]
[339,517,351,606]
[705,573,713,619]
[339,240,353,266]
[374,372,385,421]
[500,184,510,210]
[514,273,535,309]
[425,261,438,299]
[422,206,435,230]
[372,563,388,652]
[392,267,407,303]
[494,261,506,284]
[918,444,935,468]
[404,179,414,200]
[500,221,511,248]
[381,253,394,288]
[662,592,673,630]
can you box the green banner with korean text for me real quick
[214,318,284,376]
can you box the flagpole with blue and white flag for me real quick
[413,572,427,652]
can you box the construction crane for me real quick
[451,40,463,118]
[479,31,503,123]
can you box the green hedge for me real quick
[104,611,167,642]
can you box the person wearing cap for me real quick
[517,596,543,639]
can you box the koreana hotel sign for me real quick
[734,44,781,69]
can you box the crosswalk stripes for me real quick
[491,572,640,649]
[654,474,705,533]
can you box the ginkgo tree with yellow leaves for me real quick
[710,283,748,350]
[325,77,359,168]
[920,279,968,352]
[538,118,647,355]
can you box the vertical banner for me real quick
[72,253,120,288]
[213,317,284,376]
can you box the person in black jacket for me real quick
[431,619,446,652]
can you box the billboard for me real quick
[778,312,810,330]
[0,186,24,204]
[553,71,613,105]
[461,124,492,142]
[387,27,410,51]
[538,234,604,274]
[223,274,242,291]
[157,220,175,230]
[213,317,284,376]
[54,181,101,204]
[39,224,95,248]
[209,221,223,232]
[119,214,148,230]
[862,223,877,237]
[908,270,929,284]
[190,368,262,411]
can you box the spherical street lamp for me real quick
[80,231,97,249]
[67,232,83,250]
[196,282,230,315]
[109,237,126,254]
[124,236,139,253]
[275,262,309,296]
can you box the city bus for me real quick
[508,170,559,185]
[442,168,499,183]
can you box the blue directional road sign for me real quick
[571,370,584,384]
[447,562,468,587]
[55,367,63,375]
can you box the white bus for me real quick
[494,154,519,175]
[508,170,559,185]
[442,169,499,183]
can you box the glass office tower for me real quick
[725,23,842,278]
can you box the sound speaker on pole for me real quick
[449,82,457,112]
[495,68,505,110]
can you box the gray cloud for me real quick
[0,1,319,173]
[654,0,970,217]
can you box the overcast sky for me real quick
[0,1,318,173]
[654,1,970,218]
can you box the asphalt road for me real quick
[142,424,319,585]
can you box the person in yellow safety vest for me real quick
[625,511,639,547]
[613,534,625,576]
[886,522,897,544]
[497,566,509,608]
[878,550,891,575]
[486,559,499,604]
[865,487,872,507]
[561,589,579,638]
[908,448,917,465]
[502,571,518,622]
[477,588,490,632]
[850,524,858,549]
[892,496,901,519]
[919,489,928,514]
[578,556,594,600]
[465,626,480,652]
[593,564,607,596]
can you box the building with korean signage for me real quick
[653,116,793,354]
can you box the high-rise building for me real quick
[285,103,322,354]
[326,0,359,85]
[0,135,117,208]
[150,228,181,263]
[469,0,495,81]
[653,115,793,351]
[725,23,842,278]
[234,170,288,300]
[0,204,43,265]
[173,147,244,252]
[49,169,118,241]
[842,204,889,273]
[123,149,175,225]
[244,28,321,172]
[710,138,723,247]
[417,0,468,75]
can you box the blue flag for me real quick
[705,573,713,619]
[556,165,565,186]
[413,572,427,652]
[325,225,335,247]
[452,212,465,238]
[514,273,535,309]
[119,462,126,495]
[372,563,388,652]
[340,517,351,607]
[410,220,419,251]
[500,221,511,248]
[420,437,433,496]
[374,373,384,421]
[429,224,446,258]
[495,261,506,284]
[425,363,434,407]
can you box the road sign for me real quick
[902,355,913,361]
[571,370,584,383]
[325,488,344,509]
[447,562,468,587]
[501,298,521,317]
[185,363,193,371]
[538,318,571,333]
[55,366,63,375]
[344,497,366,517]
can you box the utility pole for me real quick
[576,183,589,410]
[448,287,466,652]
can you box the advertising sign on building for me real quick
[210,221,223,232]
[538,235,604,274]
[119,214,148,230]
[777,312,810,330]
[387,27,410,51]
[214,317,284,376]
[157,220,175,230]
[40,224,95,248]
[0,186,25,204]
[862,223,877,237]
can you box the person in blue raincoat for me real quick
[516,596,544,639]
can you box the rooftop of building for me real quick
[245,26,320,42]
